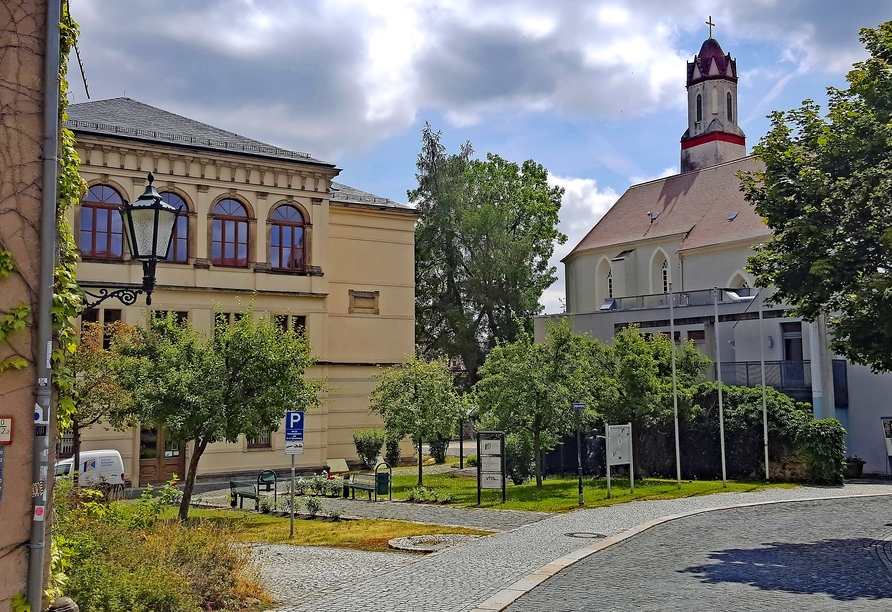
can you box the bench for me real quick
[347,473,377,501]
[230,480,259,510]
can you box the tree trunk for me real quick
[417,434,423,487]
[71,420,80,489]
[178,438,207,521]
[534,428,542,487]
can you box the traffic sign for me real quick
[284,441,304,455]
[572,402,586,411]
[285,411,304,442]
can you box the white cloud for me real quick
[630,166,677,185]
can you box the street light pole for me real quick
[576,409,584,506]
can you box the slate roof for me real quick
[330,181,411,211]
[564,156,770,261]
[687,37,738,86]
[66,97,333,166]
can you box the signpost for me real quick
[285,411,304,538]
[476,431,506,504]
[605,422,634,499]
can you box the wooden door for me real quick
[139,427,186,484]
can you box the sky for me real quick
[68,0,892,314]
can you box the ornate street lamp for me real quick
[82,172,181,310]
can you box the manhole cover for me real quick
[565,532,606,539]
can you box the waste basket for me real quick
[376,471,390,496]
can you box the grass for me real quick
[391,468,794,513]
[150,506,491,552]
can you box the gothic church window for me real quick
[607,270,613,299]
[696,94,702,122]
[726,92,733,121]
[711,86,718,114]
[661,260,670,293]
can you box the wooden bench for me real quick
[347,473,377,501]
[229,480,259,510]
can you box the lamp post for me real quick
[572,402,585,506]
[82,172,181,310]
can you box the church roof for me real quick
[66,97,333,167]
[687,37,738,85]
[564,156,770,261]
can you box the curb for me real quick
[470,491,892,611]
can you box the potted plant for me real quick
[844,456,865,479]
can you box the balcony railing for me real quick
[603,287,753,312]
[717,360,848,407]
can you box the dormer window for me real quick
[727,92,733,121]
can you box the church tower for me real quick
[680,32,746,173]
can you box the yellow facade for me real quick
[67,100,418,486]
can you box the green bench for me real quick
[229,480,259,510]
[346,462,392,501]
[346,473,377,501]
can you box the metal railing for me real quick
[606,287,752,311]
[716,360,848,407]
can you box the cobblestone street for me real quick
[243,483,892,611]
[507,496,892,611]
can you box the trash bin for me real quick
[376,472,390,496]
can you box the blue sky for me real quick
[69,0,892,313]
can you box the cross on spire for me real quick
[706,15,715,39]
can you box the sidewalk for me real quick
[259,481,892,612]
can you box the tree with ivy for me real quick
[742,21,892,372]
[411,125,566,387]
[369,354,463,486]
[114,310,322,520]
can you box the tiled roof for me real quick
[66,97,333,166]
[330,182,411,210]
[565,156,770,260]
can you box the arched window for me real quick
[269,205,305,270]
[159,192,188,263]
[212,199,248,267]
[711,86,718,114]
[79,185,124,259]
[661,260,670,293]
[696,93,702,122]
[726,92,733,122]
[607,270,613,299]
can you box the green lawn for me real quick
[391,469,793,513]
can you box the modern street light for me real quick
[82,172,181,310]
[572,401,586,506]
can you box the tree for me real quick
[473,319,600,487]
[742,22,892,371]
[369,355,462,486]
[598,326,710,472]
[114,310,321,520]
[410,125,566,385]
[65,321,133,484]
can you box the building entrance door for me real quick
[139,426,185,484]
[781,322,805,387]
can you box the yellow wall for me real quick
[71,134,418,485]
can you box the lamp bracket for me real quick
[82,286,143,311]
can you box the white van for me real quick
[55,449,126,490]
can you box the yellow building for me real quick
[65,98,418,485]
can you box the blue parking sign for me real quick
[285,411,304,441]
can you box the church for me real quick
[64,98,419,485]
[536,33,892,475]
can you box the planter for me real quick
[843,461,864,479]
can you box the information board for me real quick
[607,424,632,466]
[476,431,506,503]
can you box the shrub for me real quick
[327,506,342,521]
[797,418,846,485]
[259,496,273,514]
[309,475,327,496]
[55,487,268,611]
[466,454,478,467]
[405,486,445,503]
[505,433,534,485]
[385,436,402,467]
[305,496,323,517]
[353,428,386,469]
[428,435,450,464]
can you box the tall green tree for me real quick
[473,320,601,486]
[369,355,463,486]
[742,22,892,371]
[114,310,321,520]
[411,125,566,385]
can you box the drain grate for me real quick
[564,532,606,539]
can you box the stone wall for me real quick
[0,0,46,607]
